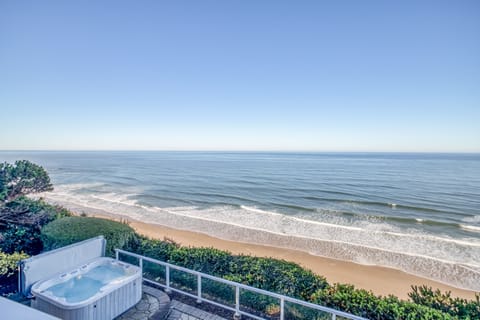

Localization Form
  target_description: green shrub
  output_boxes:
[0,251,28,278]
[311,283,454,320]
[135,238,328,299]
[227,255,327,300]
[134,237,328,318]
[0,251,29,296]
[0,224,43,255]
[137,237,179,262]
[409,285,480,319]
[41,216,138,256]
[168,246,235,275]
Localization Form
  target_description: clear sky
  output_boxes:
[1,1,479,152]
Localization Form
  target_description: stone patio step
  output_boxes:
[166,300,229,320]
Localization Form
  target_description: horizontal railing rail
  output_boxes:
[115,249,367,320]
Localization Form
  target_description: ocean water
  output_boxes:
[1,151,480,291]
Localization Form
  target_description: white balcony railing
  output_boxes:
[115,249,368,320]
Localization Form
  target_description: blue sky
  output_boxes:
[1,1,479,152]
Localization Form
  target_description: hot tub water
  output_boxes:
[47,264,128,303]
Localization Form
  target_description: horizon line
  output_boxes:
[1,149,479,155]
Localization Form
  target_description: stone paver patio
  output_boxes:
[116,285,229,320]
[116,285,170,320]
[166,300,228,320]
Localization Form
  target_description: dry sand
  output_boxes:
[86,213,477,300]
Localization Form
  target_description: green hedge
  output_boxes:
[311,283,455,320]
[137,237,328,299]
[135,237,329,318]
[41,216,138,256]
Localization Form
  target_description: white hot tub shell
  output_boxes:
[31,257,142,320]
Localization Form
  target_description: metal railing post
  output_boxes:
[139,257,143,270]
[234,285,241,319]
[197,274,202,304]
[280,297,285,320]
[332,314,336,320]
[18,265,22,294]
[115,249,119,260]
[165,265,171,293]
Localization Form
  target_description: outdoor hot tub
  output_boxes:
[31,257,142,320]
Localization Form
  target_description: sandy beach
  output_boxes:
[86,212,477,300]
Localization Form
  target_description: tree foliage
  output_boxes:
[0,197,71,254]
[1,196,71,228]
[0,160,53,202]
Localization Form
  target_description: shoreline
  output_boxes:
[81,211,477,300]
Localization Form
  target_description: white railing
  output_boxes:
[115,249,367,320]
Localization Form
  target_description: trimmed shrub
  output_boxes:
[227,255,326,300]
[41,216,138,256]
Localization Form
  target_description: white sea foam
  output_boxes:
[240,205,283,217]
[463,215,480,223]
[460,225,480,233]
[460,216,480,233]
[91,193,138,206]
[36,188,480,291]
[53,182,106,192]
